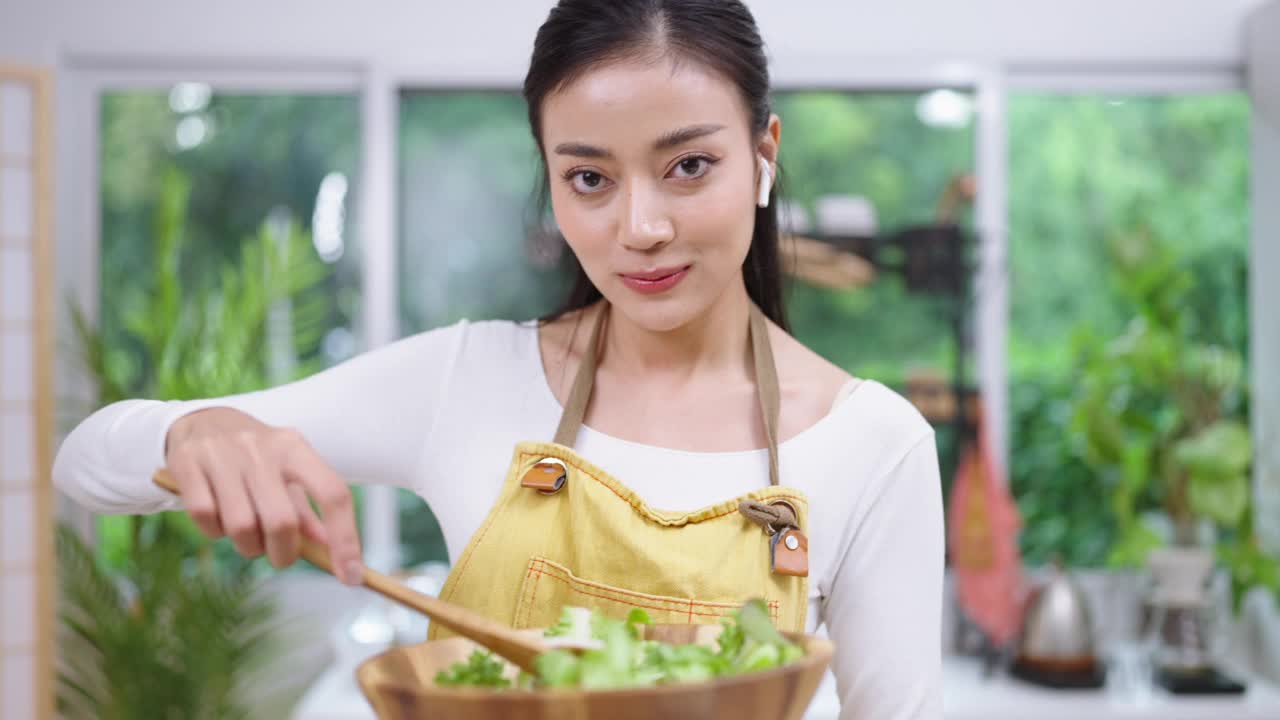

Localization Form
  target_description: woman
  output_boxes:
[54,1,943,717]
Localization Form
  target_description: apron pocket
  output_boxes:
[512,556,782,631]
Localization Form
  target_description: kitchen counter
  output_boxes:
[943,655,1280,720]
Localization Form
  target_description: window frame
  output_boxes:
[60,54,1267,572]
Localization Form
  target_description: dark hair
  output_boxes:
[525,0,788,330]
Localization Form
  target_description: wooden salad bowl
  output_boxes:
[356,624,834,720]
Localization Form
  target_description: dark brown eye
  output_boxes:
[671,155,715,179]
[568,169,610,195]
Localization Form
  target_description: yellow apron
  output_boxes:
[428,302,811,639]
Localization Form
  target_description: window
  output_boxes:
[80,73,1261,589]
[775,90,976,484]
[1007,93,1251,565]
[398,91,568,334]
[95,88,361,567]
[393,89,977,564]
[396,91,571,566]
[775,90,975,234]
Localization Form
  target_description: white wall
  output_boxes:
[0,0,1269,80]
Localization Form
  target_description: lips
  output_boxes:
[618,265,691,295]
[620,266,689,282]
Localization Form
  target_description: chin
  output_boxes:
[605,289,704,333]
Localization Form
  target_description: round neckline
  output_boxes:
[521,320,871,459]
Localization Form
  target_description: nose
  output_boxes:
[620,180,674,251]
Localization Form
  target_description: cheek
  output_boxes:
[550,188,613,269]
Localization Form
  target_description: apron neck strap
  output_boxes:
[749,301,782,487]
[552,304,609,449]
[552,302,783,486]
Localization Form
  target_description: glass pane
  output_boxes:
[399,91,569,334]
[398,91,568,566]
[1007,93,1251,566]
[776,90,975,382]
[776,90,976,484]
[395,90,977,564]
[96,89,361,569]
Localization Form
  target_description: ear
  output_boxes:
[755,113,782,167]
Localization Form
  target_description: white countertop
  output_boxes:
[943,656,1280,720]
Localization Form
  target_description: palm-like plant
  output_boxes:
[56,523,278,720]
[72,164,333,568]
[72,165,332,408]
[58,164,335,717]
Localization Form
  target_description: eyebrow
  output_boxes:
[552,123,726,159]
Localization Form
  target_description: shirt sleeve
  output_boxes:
[824,432,945,720]
[52,321,469,514]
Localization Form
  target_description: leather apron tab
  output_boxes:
[771,528,810,577]
[520,458,567,494]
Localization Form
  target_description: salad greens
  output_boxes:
[434,599,805,690]
[433,646,512,688]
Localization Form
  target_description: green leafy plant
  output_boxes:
[1010,373,1116,567]
[74,165,332,409]
[60,164,335,716]
[71,164,334,568]
[56,522,278,720]
[1070,225,1275,610]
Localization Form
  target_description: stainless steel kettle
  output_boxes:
[1016,561,1097,670]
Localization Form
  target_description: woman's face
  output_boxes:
[540,57,780,332]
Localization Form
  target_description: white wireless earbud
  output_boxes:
[756,155,773,208]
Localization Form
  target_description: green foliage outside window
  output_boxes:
[93,90,1254,573]
[1008,94,1251,566]
[91,92,361,569]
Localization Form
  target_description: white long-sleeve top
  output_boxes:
[53,318,944,719]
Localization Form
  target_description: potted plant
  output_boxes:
[1070,226,1277,672]
[58,165,334,717]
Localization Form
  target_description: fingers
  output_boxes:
[169,452,224,539]
[203,454,265,560]
[282,440,363,586]
[288,482,329,545]
[245,446,300,570]
[165,421,360,581]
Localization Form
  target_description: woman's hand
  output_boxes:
[163,407,364,584]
